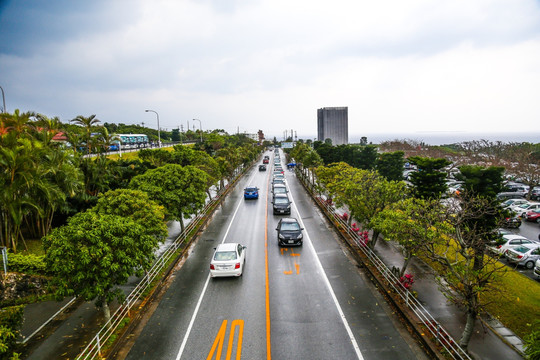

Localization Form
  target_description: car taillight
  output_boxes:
[235,262,241,269]
[497,245,502,249]
[517,255,523,259]
[210,264,215,270]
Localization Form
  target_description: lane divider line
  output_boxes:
[288,188,365,360]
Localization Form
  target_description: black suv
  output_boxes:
[276,218,304,246]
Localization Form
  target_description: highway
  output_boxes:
[121,150,427,360]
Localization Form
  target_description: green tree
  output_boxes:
[44,211,160,322]
[70,114,101,155]
[377,151,405,181]
[373,198,452,276]
[129,164,208,232]
[408,156,451,199]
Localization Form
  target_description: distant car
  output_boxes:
[505,245,540,269]
[244,186,259,199]
[259,164,267,171]
[263,158,269,164]
[273,173,285,181]
[272,193,291,215]
[490,234,538,255]
[272,184,288,196]
[497,192,526,201]
[210,243,246,277]
[276,217,304,246]
[272,178,286,187]
[525,210,540,222]
[530,188,540,201]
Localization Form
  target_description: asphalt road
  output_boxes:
[122,151,427,360]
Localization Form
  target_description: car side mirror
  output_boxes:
[243,246,247,249]
[213,247,216,250]
[275,228,279,231]
[301,228,304,230]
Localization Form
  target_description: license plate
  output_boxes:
[288,240,294,244]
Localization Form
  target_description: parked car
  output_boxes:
[244,186,259,200]
[505,245,540,269]
[490,234,538,255]
[525,210,540,222]
[276,217,304,246]
[534,259,540,279]
[530,188,540,201]
[502,215,522,229]
[501,198,529,208]
[272,193,291,215]
[508,203,540,217]
[497,192,526,201]
[210,243,246,278]
[259,164,267,171]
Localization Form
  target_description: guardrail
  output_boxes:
[296,168,472,360]
[76,164,249,360]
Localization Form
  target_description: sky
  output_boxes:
[1,0,540,144]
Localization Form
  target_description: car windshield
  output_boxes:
[214,251,237,261]
[245,188,257,192]
[281,222,300,231]
[275,197,289,204]
[274,188,287,194]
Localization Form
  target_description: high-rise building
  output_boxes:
[317,107,348,145]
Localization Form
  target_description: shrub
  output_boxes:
[2,253,47,275]
[0,305,24,359]
[524,321,540,360]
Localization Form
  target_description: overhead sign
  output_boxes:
[281,142,294,149]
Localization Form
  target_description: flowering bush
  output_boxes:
[400,273,415,290]
[340,212,349,221]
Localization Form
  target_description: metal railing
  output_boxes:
[296,168,472,360]
[76,164,249,359]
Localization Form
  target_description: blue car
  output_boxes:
[244,186,259,199]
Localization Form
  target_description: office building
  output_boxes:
[317,107,348,145]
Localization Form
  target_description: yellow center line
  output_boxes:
[264,159,272,360]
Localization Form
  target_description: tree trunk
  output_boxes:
[179,216,185,234]
[103,302,111,324]
[459,309,477,350]
[369,230,380,249]
[400,255,413,277]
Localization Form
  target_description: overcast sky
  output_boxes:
[1,0,540,143]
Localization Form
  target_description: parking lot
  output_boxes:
[502,219,540,281]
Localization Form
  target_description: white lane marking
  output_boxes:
[287,189,365,360]
[175,169,257,360]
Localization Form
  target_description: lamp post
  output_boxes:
[0,86,6,113]
[145,110,160,147]
[193,118,202,143]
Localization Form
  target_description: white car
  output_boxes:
[492,234,539,255]
[534,259,540,279]
[501,198,529,208]
[210,243,246,278]
[509,203,540,217]
[505,245,540,269]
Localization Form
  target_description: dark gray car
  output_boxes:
[272,193,291,215]
[276,217,303,246]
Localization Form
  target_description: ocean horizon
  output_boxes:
[292,132,540,146]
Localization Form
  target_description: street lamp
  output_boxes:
[193,118,202,143]
[0,86,6,113]
[145,110,160,147]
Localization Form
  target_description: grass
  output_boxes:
[17,239,45,256]
[482,267,540,338]
[106,145,178,161]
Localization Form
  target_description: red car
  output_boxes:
[263,158,269,164]
[525,210,540,222]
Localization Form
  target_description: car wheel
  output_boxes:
[525,261,535,270]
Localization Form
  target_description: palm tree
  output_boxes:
[71,114,101,155]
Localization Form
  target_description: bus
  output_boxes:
[116,134,150,149]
